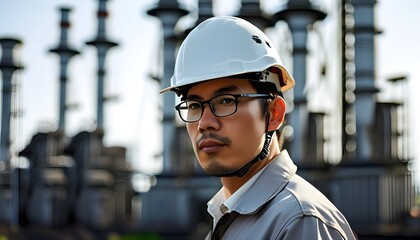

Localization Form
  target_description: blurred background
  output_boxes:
[0,0,419,239]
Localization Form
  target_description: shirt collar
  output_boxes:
[207,150,297,219]
[232,150,297,214]
[223,164,266,213]
[207,161,267,228]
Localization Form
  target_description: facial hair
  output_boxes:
[195,132,238,175]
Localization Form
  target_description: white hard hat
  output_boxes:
[160,16,295,94]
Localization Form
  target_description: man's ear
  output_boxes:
[268,97,286,132]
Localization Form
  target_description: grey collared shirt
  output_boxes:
[207,162,266,230]
[205,150,356,240]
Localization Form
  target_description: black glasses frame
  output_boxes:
[175,93,272,123]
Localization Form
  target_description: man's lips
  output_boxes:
[198,139,226,153]
[196,132,231,154]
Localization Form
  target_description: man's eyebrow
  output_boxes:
[186,85,240,100]
[214,86,240,95]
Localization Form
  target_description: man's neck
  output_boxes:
[221,147,280,198]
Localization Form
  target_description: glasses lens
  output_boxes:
[210,95,237,117]
[178,100,202,122]
[176,95,239,122]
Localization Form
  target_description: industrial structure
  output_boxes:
[1,1,135,239]
[0,0,419,239]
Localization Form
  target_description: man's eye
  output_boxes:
[219,97,235,105]
[188,102,201,110]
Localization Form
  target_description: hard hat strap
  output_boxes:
[212,106,273,178]
[212,131,274,177]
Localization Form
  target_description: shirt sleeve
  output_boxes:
[278,216,353,240]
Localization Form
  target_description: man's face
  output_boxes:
[185,78,267,176]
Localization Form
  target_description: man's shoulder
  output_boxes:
[273,173,350,228]
[285,174,337,213]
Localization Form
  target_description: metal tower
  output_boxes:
[0,38,23,166]
[351,0,380,162]
[236,0,271,30]
[147,0,189,174]
[49,7,80,131]
[274,0,327,165]
[0,38,23,225]
[197,0,214,25]
[86,0,118,130]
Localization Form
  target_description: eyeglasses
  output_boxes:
[175,93,271,123]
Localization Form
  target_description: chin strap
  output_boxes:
[212,97,275,178]
[212,130,274,177]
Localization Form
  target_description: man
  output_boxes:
[160,16,356,240]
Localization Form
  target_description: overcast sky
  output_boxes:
[0,0,419,176]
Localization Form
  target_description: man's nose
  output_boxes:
[198,105,220,132]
